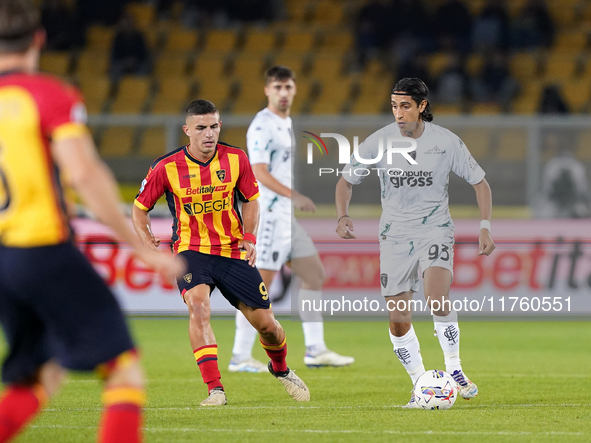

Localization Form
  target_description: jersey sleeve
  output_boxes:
[341,132,380,185]
[236,149,260,202]
[450,135,486,185]
[246,118,272,165]
[39,79,89,141]
[134,162,169,211]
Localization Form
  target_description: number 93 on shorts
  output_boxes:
[378,232,455,296]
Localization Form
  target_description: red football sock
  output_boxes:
[194,345,223,392]
[261,337,288,373]
[0,384,47,443]
[99,386,145,443]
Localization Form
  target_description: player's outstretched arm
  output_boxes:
[239,199,260,267]
[52,134,184,281]
[472,178,495,256]
[335,177,356,239]
[252,163,315,212]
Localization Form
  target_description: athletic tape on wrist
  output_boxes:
[480,220,491,233]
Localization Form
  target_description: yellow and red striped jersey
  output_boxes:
[0,72,88,247]
[134,143,260,259]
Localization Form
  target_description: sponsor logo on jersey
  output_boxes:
[182,174,196,179]
[183,196,231,216]
[185,185,227,195]
[425,145,446,155]
[389,171,434,188]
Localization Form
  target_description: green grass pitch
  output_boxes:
[2,318,591,443]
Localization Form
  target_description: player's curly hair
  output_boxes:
[185,99,218,116]
[265,66,296,85]
[392,78,433,122]
[0,0,40,53]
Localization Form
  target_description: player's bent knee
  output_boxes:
[313,268,327,288]
[38,360,67,398]
[389,321,412,337]
[185,294,211,319]
[388,309,412,324]
[426,296,451,316]
[252,314,279,337]
[111,360,145,388]
[301,266,326,290]
[97,349,144,388]
[255,320,278,336]
[311,264,327,287]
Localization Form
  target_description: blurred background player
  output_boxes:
[229,66,354,373]
[132,99,309,405]
[335,78,495,408]
[0,1,183,442]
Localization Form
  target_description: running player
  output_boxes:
[132,99,309,405]
[335,78,495,407]
[228,66,354,373]
[0,1,183,442]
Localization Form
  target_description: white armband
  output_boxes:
[480,220,491,233]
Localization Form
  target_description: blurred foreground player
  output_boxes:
[335,78,495,407]
[0,1,184,442]
[229,66,354,372]
[132,99,309,405]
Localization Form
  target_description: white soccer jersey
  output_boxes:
[342,121,485,238]
[247,108,292,215]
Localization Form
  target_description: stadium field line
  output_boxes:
[62,373,591,384]
[303,373,591,380]
[28,425,586,436]
[41,403,591,412]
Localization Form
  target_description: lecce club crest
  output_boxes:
[183,273,192,283]
[216,169,226,182]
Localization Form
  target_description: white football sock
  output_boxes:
[231,310,258,362]
[298,289,327,355]
[389,325,425,385]
[302,321,327,355]
[433,310,462,373]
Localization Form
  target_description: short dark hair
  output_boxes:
[392,78,433,122]
[185,99,218,116]
[0,0,40,53]
[265,66,295,85]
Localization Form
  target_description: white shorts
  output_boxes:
[257,215,317,271]
[379,228,455,296]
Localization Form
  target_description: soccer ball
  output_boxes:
[413,370,458,410]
